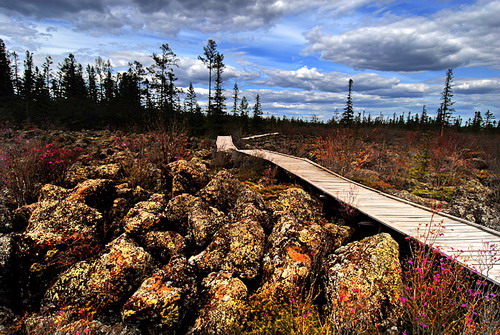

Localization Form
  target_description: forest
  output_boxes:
[0,39,498,135]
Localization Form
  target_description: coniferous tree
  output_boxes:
[86,65,98,104]
[212,53,226,118]
[22,51,34,100]
[484,110,495,129]
[198,39,218,115]
[59,53,87,99]
[232,83,239,116]
[42,56,53,97]
[184,82,198,114]
[148,43,179,122]
[239,96,249,117]
[0,39,14,98]
[9,51,21,95]
[438,68,455,136]
[252,94,263,130]
[341,79,354,127]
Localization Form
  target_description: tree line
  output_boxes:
[0,39,264,134]
[0,38,497,134]
[337,69,498,132]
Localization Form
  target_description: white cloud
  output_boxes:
[304,0,500,71]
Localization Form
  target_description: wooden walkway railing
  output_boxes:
[217,135,500,285]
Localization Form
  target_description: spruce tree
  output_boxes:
[198,40,218,115]
[184,82,197,114]
[438,69,455,136]
[0,39,14,98]
[148,43,179,122]
[212,53,226,118]
[232,83,239,116]
[341,79,354,127]
[59,53,87,99]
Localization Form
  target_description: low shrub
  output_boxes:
[0,136,83,206]
[400,217,500,334]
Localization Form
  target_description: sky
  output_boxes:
[0,0,499,122]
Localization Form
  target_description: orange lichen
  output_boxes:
[286,246,311,265]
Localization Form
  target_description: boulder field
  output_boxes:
[0,147,404,334]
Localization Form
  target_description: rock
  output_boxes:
[95,163,122,180]
[122,257,197,333]
[164,194,198,234]
[268,187,321,223]
[140,231,185,263]
[38,184,70,202]
[468,157,488,170]
[12,204,36,232]
[257,188,352,300]
[230,187,270,229]
[66,179,115,210]
[122,198,166,236]
[106,197,131,239]
[190,219,265,280]
[168,159,209,196]
[42,234,156,316]
[64,162,92,185]
[24,314,141,335]
[0,205,13,233]
[193,149,212,160]
[19,200,104,273]
[198,170,244,211]
[189,272,248,335]
[0,306,17,335]
[0,234,14,307]
[187,198,226,247]
[323,233,403,331]
[115,184,151,204]
[448,179,499,229]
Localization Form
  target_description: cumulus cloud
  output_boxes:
[304,0,500,71]
[256,66,429,97]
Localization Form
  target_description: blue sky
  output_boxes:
[0,0,499,122]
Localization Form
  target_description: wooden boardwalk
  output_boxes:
[216,135,500,285]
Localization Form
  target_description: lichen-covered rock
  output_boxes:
[257,188,352,300]
[95,163,122,180]
[42,234,156,315]
[268,187,320,223]
[122,257,197,333]
[230,187,270,229]
[19,200,104,273]
[122,198,166,236]
[38,184,70,202]
[0,306,17,335]
[66,179,115,210]
[65,163,122,186]
[323,233,403,331]
[187,198,226,247]
[198,170,244,211]
[168,158,209,196]
[189,272,248,335]
[190,219,265,280]
[24,314,141,335]
[140,231,185,263]
[164,194,198,234]
[0,234,14,307]
[12,203,37,232]
[0,204,13,233]
[115,184,151,204]
[448,179,499,229]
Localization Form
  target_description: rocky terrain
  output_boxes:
[0,130,406,334]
